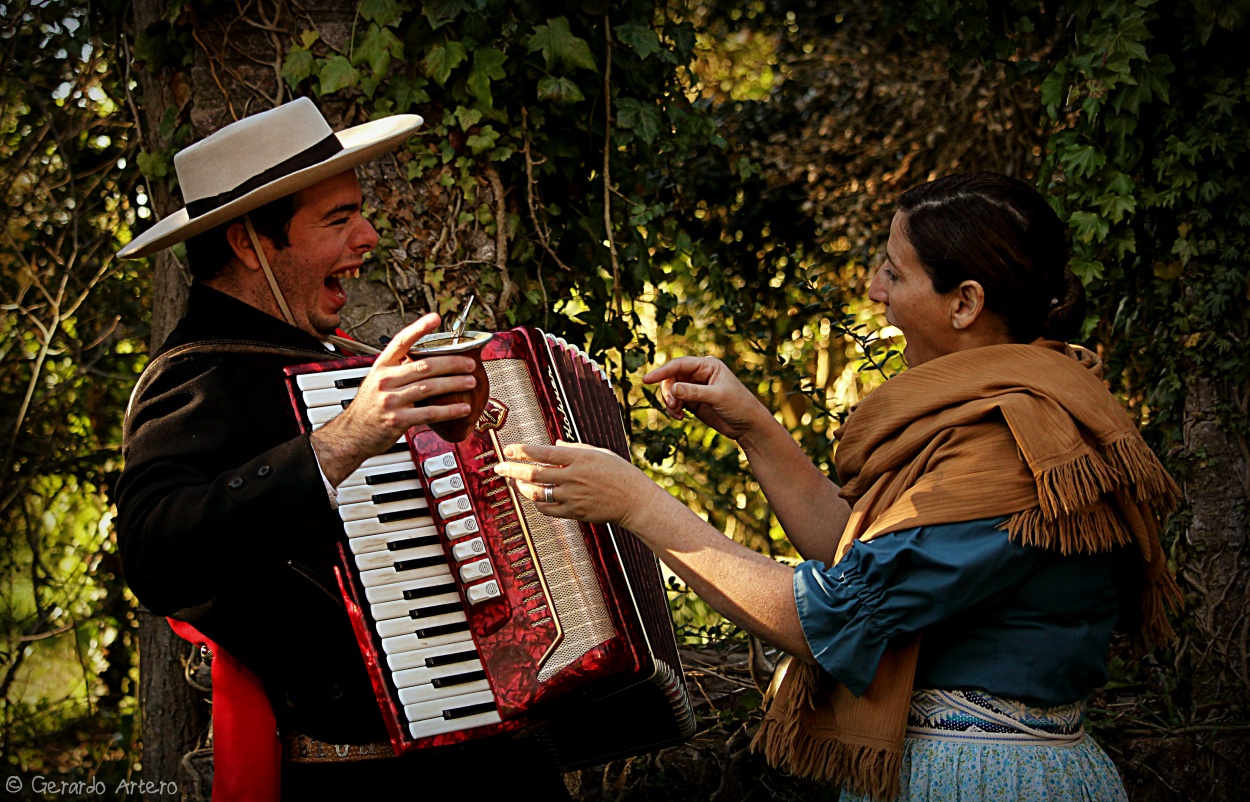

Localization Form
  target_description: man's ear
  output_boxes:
[949,280,986,330]
[224,220,264,273]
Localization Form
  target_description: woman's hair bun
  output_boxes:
[1041,267,1087,342]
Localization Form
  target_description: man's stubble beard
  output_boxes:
[268,250,341,340]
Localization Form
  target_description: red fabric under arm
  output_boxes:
[168,619,280,802]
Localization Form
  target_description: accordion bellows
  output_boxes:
[284,327,695,767]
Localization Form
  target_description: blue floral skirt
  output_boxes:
[840,689,1128,802]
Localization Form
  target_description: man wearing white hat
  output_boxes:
[116,99,570,798]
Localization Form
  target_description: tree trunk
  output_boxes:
[1112,374,1250,800]
[130,1,205,799]
[136,611,208,801]
[1181,377,1250,704]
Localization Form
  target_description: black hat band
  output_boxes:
[184,133,343,219]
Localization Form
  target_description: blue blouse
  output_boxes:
[793,517,1123,708]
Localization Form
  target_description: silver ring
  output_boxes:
[543,485,554,504]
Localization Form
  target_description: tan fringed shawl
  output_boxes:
[752,341,1182,801]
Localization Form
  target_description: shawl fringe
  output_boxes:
[1005,505,1133,555]
[752,711,902,802]
[1105,436,1180,514]
[1033,447,1117,518]
[748,655,819,769]
[1139,568,1184,649]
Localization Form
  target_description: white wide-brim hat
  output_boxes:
[117,97,423,259]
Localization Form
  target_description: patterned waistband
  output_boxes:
[282,732,396,763]
[907,689,1085,747]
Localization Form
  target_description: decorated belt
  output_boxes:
[282,732,396,763]
[906,688,1086,747]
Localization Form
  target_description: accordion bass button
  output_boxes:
[429,473,465,498]
[450,537,487,562]
[465,580,501,605]
[422,453,458,478]
[436,495,473,518]
[459,558,493,583]
[445,516,479,540]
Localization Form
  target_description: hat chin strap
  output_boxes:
[244,216,297,328]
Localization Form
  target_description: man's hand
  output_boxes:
[310,313,478,486]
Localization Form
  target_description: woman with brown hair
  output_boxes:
[495,172,1179,801]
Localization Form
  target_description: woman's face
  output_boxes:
[867,211,960,367]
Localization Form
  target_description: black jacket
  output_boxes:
[117,284,386,742]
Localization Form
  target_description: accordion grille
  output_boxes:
[485,358,617,681]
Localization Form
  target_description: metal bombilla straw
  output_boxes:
[449,295,475,345]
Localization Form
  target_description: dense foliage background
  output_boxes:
[1,0,1246,798]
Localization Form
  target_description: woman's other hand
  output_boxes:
[492,441,660,531]
[643,356,771,444]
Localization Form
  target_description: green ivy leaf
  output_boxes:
[157,107,179,141]
[468,47,507,109]
[369,98,395,120]
[1060,143,1106,178]
[299,30,320,49]
[282,48,315,90]
[423,41,468,86]
[387,74,430,112]
[354,24,404,77]
[615,21,660,60]
[135,150,170,179]
[359,0,408,28]
[1069,256,1105,282]
[615,97,662,144]
[454,106,483,129]
[1069,210,1111,244]
[528,17,597,72]
[537,76,585,104]
[317,56,359,95]
[1040,69,1068,110]
[406,155,433,181]
[465,124,500,155]
[423,0,466,31]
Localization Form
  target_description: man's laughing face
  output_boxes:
[263,170,378,339]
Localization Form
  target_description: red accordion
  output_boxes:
[284,327,694,767]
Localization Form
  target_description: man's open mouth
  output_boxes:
[323,266,361,306]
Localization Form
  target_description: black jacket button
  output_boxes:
[228,476,244,489]
[257,465,271,477]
